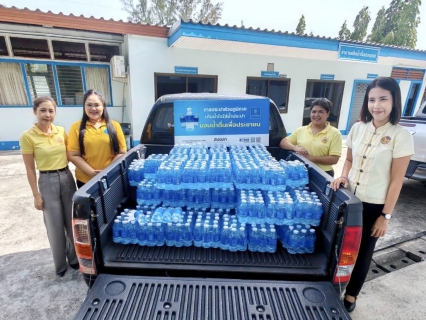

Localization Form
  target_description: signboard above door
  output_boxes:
[338,44,380,63]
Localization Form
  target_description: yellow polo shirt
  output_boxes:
[286,122,342,171]
[346,121,414,204]
[20,124,68,171]
[67,120,127,183]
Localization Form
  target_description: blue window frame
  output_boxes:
[0,58,113,107]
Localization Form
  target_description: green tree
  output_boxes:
[368,0,421,48]
[296,15,306,35]
[121,0,223,25]
[368,6,386,42]
[338,20,351,40]
[350,6,371,41]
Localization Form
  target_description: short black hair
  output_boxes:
[310,98,332,113]
[360,77,402,125]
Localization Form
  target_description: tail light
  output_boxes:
[72,219,96,275]
[333,226,362,284]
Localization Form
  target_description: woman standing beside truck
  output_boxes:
[20,96,78,277]
[279,98,342,177]
[331,77,414,312]
[67,89,127,188]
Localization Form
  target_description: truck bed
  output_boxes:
[74,274,351,320]
[74,145,360,283]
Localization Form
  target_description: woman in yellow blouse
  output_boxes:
[67,89,127,187]
[20,96,78,277]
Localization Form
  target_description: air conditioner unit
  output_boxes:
[110,55,126,78]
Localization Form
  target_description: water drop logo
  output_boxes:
[104,129,109,134]
[250,107,261,119]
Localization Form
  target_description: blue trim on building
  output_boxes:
[169,22,426,62]
[52,65,62,105]
[20,63,33,106]
[81,67,87,92]
[345,79,371,135]
[107,66,114,106]
[0,58,112,108]
[403,81,423,116]
[0,141,20,151]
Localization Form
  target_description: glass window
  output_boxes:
[10,37,50,59]
[56,65,84,105]
[89,44,119,62]
[85,67,111,105]
[246,77,290,113]
[187,77,215,93]
[52,40,87,61]
[156,75,186,100]
[25,63,57,102]
[154,105,174,130]
[0,62,28,105]
[0,37,8,56]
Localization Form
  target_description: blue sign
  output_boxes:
[261,71,279,78]
[338,44,380,63]
[175,66,198,74]
[174,99,270,145]
[320,74,335,80]
[367,73,379,79]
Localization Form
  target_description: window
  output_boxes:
[0,62,28,105]
[304,80,345,127]
[246,77,290,113]
[89,44,119,62]
[52,41,87,61]
[0,37,8,56]
[10,37,50,59]
[155,74,217,100]
[56,65,84,105]
[25,63,57,102]
[85,67,111,105]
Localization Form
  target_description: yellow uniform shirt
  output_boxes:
[346,121,414,204]
[67,119,127,183]
[286,122,342,172]
[20,124,68,171]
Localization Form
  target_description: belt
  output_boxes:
[39,166,69,174]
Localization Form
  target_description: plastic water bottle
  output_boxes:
[298,229,307,253]
[306,229,316,253]
[266,226,277,253]
[183,222,193,247]
[174,223,183,247]
[129,220,138,244]
[288,230,299,254]
[193,223,203,247]
[137,222,147,246]
[112,219,122,243]
[154,222,164,246]
[121,220,130,244]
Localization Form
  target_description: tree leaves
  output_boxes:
[121,0,223,25]
[296,15,306,35]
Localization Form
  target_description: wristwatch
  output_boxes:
[381,212,391,220]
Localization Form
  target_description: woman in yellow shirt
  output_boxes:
[67,89,127,187]
[20,96,78,277]
[279,98,342,177]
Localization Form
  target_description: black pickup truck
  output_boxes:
[72,93,362,319]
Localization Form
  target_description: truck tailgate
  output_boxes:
[74,274,350,320]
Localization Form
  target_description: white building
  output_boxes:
[1,7,426,150]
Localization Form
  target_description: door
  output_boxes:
[403,81,422,117]
[346,81,370,134]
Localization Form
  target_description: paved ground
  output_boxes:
[0,149,425,320]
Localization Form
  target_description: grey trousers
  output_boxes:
[38,168,78,274]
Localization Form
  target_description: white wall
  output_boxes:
[127,35,394,137]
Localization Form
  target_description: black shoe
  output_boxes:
[57,268,67,277]
[69,263,79,270]
[343,298,356,312]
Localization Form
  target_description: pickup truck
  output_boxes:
[72,93,362,319]
[400,100,426,183]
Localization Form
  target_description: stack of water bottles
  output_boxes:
[219,213,247,252]
[279,160,309,188]
[143,154,168,179]
[247,224,277,253]
[136,179,162,206]
[128,159,145,186]
[276,224,316,254]
[288,187,324,226]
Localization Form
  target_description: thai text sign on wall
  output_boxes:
[338,44,380,63]
[175,66,198,74]
[174,99,270,145]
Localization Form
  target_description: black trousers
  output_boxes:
[76,180,85,189]
[345,202,384,297]
[325,169,334,177]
